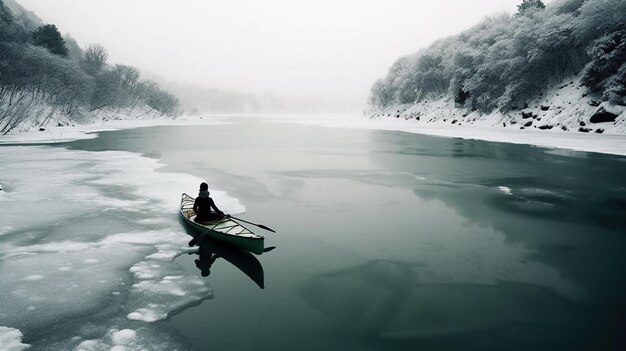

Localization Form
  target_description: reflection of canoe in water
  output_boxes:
[180,193,265,254]
[198,236,265,289]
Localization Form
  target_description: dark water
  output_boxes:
[64,118,626,350]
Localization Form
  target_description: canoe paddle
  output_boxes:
[229,216,276,233]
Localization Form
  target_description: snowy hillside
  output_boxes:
[369,0,626,135]
[0,0,179,135]
[371,75,626,135]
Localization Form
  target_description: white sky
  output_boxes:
[15,0,533,109]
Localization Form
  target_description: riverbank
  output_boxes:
[266,114,626,157]
[0,116,231,144]
[2,113,626,157]
[359,75,626,156]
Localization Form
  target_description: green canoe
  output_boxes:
[180,193,265,255]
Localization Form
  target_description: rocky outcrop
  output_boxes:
[590,107,618,124]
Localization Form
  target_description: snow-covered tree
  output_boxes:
[581,29,626,104]
[1,1,180,131]
[82,44,108,74]
[31,24,68,57]
[516,0,546,15]
[369,0,626,112]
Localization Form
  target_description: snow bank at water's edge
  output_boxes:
[266,114,626,157]
[2,111,626,156]
[361,76,626,155]
[0,115,231,144]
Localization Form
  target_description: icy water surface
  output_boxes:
[1,117,626,350]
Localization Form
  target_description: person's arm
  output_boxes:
[209,198,224,215]
[193,198,200,214]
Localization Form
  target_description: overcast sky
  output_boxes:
[16,0,536,109]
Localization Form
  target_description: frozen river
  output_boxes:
[1,117,625,350]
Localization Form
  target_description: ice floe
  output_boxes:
[125,258,212,323]
[0,145,242,348]
[0,326,30,351]
[73,325,187,351]
[498,186,512,195]
[111,329,136,345]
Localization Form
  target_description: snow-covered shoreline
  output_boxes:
[0,116,233,144]
[1,112,626,157]
[267,114,626,157]
[358,76,626,156]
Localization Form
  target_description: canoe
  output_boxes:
[180,193,265,255]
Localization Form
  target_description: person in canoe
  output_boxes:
[193,182,227,224]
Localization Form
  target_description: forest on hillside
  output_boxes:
[369,0,626,113]
[0,0,178,134]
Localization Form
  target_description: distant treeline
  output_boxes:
[166,82,359,114]
[0,0,178,134]
[370,0,626,112]
[166,83,285,114]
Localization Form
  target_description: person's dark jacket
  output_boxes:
[193,196,224,222]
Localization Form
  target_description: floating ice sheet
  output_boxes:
[0,326,30,351]
[73,325,189,351]
[0,145,243,348]
[125,257,212,323]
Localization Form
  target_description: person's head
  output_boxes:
[200,182,208,191]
